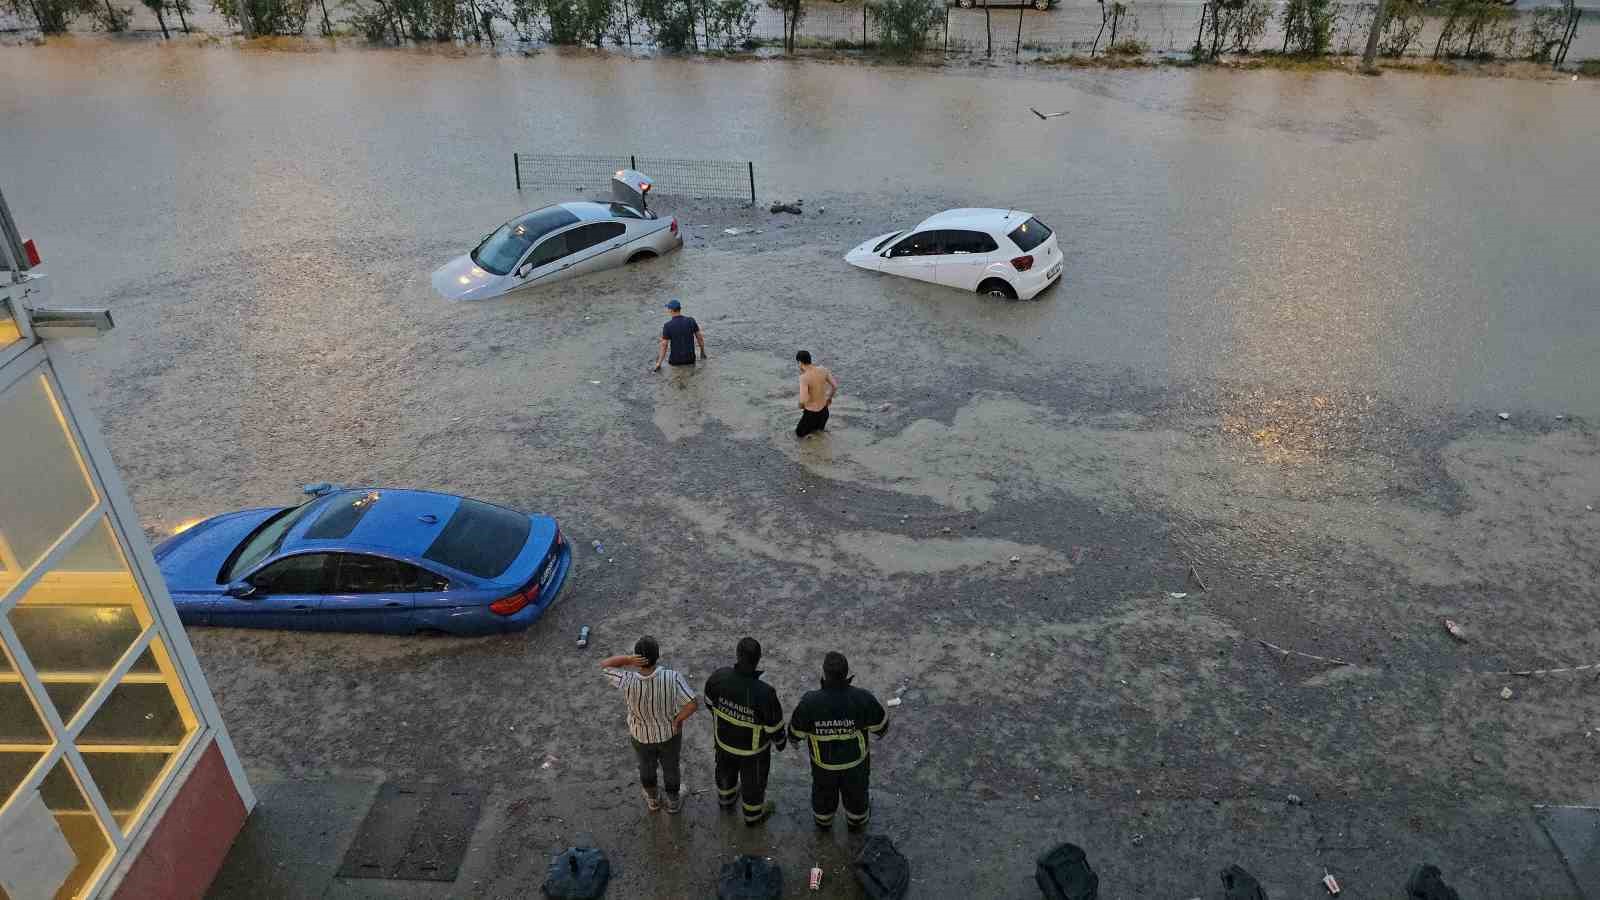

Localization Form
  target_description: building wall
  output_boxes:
[107,739,245,900]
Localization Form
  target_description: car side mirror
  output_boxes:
[517,263,532,278]
[226,581,258,599]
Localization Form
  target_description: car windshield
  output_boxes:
[470,207,581,276]
[1007,217,1053,253]
[872,231,905,253]
[223,500,323,583]
[423,499,532,579]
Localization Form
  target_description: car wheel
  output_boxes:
[1033,0,1048,9]
[627,251,658,264]
[958,0,974,8]
[978,279,1018,300]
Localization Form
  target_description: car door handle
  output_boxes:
[293,604,311,610]
[384,602,403,608]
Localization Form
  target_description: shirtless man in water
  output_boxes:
[795,350,838,438]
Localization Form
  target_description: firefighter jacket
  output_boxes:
[788,682,888,772]
[702,664,786,756]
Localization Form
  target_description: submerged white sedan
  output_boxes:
[845,208,1061,300]
[433,171,682,301]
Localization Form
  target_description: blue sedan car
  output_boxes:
[153,488,572,635]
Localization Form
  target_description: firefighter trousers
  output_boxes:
[714,746,773,825]
[810,757,870,830]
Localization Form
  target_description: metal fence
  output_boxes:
[512,153,757,205]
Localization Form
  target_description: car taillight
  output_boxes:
[553,526,564,547]
[669,217,678,235]
[1011,255,1034,272]
[23,239,41,267]
[490,581,539,616]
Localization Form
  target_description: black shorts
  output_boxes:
[668,359,696,367]
[796,407,830,437]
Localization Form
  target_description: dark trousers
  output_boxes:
[810,758,871,830]
[632,733,682,797]
[714,747,772,825]
[796,406,830,437]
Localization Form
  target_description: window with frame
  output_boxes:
[888,231,944,258]
[249,553,335,595]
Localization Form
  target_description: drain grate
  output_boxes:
[336,782,484,882]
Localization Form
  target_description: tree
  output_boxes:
[765,0,801,51]
[172,0,191,30]
[4,0,95,31]
[141,0,170,35]
[1280,0,1336,54]
[870,0,939,52]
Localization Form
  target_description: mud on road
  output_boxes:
[58,192,1592,897]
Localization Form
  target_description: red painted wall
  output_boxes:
[111,739,246,900]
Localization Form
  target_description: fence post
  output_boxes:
[631,154,637,170]
[748,162,756,207]
[944,4,949,54]
[514,153,521,190]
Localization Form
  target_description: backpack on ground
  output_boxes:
[541,846,610,899]
[1407,863,1462,900]
[853,834,911,900]
[717,855,782,900]
[1220,864,1268,900]
[1036,842,1099,900]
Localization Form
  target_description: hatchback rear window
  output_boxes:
[422,500,532,579]
[1008,217,1053,253]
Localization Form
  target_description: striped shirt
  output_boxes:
[604,666,695,745]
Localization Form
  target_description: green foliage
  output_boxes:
[764,0,802,51]
[869,0,940,53]
[1432,0,1513,59]
[1380,0,1425,57]
[214,0,310,33]
[1279,0,1337,55]
[1202,0,1270,57]
[1108,37,1144,54]
[702,0,754,50]
[635,0,692,48]
[4,0,95,32]
[88,0,133,29]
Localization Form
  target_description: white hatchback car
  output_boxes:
[845,208,1062,300]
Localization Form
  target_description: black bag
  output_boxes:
[541,847,610,899]
[717,855,782,900]
[853,835,911,900]
[1407,864,1462,900]
[1036,842,1098,900]
[1220,864,1268,900]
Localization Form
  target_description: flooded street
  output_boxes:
[4,42,1599,898]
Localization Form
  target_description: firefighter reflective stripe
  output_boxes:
[717,785,739,807]
[800,730,868,771]
[713,706,767,755]
[845,805,871,827]
[814,811,835,826]
[866,715,889,736]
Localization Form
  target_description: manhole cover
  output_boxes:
[337,782,484,882]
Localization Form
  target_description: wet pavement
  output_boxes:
[3,42,1599,898]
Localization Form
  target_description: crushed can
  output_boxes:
[577,626,590,648]
[808,866,822,891]
[1323,871,1341,895]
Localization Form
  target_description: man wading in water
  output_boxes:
[795,350,838,438]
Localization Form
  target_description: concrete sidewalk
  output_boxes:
[207,779,1594,899]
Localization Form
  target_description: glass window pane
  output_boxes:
[75,640,195,834]
[37,756,113,900]
[9,518,149,727]
[0,642,51,812]
[0,373,98,583]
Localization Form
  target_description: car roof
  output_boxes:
[914,208,1034,232]
[282,489,463,558]
[560,201,635,222]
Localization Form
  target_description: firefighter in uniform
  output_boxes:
[788,651,889,832]
[701,637,787,826]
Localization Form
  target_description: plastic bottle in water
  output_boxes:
[592,540,604,555]
[577,626,590,648]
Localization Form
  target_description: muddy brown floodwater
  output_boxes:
[3,42,1599,898]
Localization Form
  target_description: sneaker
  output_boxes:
[642,788,661,812]
[665,792,683,815]
[743,800,777,827]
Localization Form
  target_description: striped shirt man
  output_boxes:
[600,636,699,814]
[605,665,696,744]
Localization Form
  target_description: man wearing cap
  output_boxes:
[652,299,706,372]
[789,652,889,832]
[702,637,787,826]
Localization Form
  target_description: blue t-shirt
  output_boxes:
[662,315,699,365]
